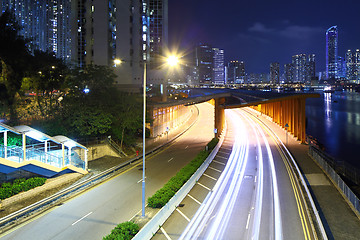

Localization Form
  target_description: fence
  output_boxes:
[309,146,360,215]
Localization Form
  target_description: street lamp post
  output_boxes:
[115,55,179,218]
[142,61,146,217]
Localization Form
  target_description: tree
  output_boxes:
[111,93,142,147]
[60,64,117,138]
[0,9,32,122]
[23,50,68,117]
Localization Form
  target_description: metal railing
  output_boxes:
[0,145,86,170]
[309,146,360,215]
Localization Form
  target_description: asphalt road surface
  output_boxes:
[153,108,315,240]
[0,102,214,240]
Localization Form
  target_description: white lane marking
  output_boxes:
[168,157,174,162]
[208,166,222,173]
[216,155,228,160]
[176,208,190,222]
[213,160,226,165]
[161,227,172,240]
[185,145,189,149]
[255,175,257,183]
[221,147,232,151]
[246,213,251,229]
[137,177,146,183]
[72,212,93,226]
[188,194,202,205]
[256,155,258,160]
[203,173,217,181]
[197,182,211,191]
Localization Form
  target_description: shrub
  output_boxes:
[103,221,139,240]
[147,138,218,208]
[0,177,47,200]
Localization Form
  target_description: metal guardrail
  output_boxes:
[309,146,360,216]
[0,105,200,230]
[133,123,226,240]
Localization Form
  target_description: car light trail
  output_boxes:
[239,109,283,240]
[180,108,284,240]
[179,110,249,240]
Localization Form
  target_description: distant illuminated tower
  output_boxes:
[326,26,338,79]
[284,63,294,83]
[227,61,245,84]
[292,54,306,82]
[212,48,225,85]
[270,62,280,84]
[305,54,316,82]
[195,43,214,84]
[148,0,168,69]
[346,49,360,81]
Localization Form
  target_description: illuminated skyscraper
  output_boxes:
[148,0,168,69]
[284,63,294,83]
[346,49,360,81]
[292,54,306,82]
[1,0,71,62]
[195,43,213,84]
[270,62,280,84]
[1,0,168,86]
[305,54,316,82]
[227,61,245,84]
[326,26,338,79]
[212,48,225,85]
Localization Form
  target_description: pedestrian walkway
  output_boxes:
[246,107,360,240]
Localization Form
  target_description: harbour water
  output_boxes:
[306,91,360,168]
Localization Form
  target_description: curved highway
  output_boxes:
[0,103,214,240]
[178,108,315,240]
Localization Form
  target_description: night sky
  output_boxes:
[169,0,360,74]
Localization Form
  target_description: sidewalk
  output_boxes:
[246,108,360,240]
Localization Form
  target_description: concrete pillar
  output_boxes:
[85,149,88,170]
[214,97,225,139]
[294,99,299,138]
[68,147,72,165]
[62,144,65,167]
[4,131,7,159]
[45,140,48,163]
[300,98,306,143]
[22,133,26,162]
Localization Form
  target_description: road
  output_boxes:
[154,108,315,240]
[0,102,214,240]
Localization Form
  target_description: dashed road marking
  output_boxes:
[209,166,222,173]
[176,208,190,222]
[216,155,228,160]
[188,194,202,205]
[185,145,189,149]
[168,157,174,162]
[160,227,172,240]
[72,212,93,226]
[197,182,211,191]
[246,213,251,229]
[204,173,217,181]
[213,160,226,165]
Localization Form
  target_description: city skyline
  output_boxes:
[169,0,360,74]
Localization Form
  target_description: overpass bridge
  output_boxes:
[149,88,319,143]
[0,123,88,177]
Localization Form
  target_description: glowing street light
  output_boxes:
[167,55,179,67]
[113,58,122,66]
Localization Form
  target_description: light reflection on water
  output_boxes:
[306,91,360,168]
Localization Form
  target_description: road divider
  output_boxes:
[131,126,226,240]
